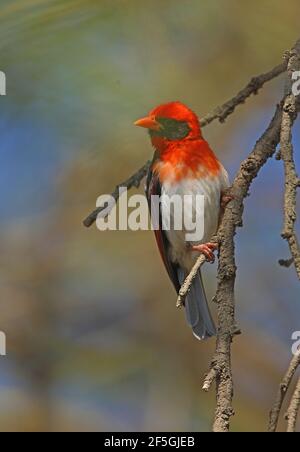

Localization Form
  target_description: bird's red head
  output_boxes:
[134,101,202,151]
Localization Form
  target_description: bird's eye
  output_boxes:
[153,116,164,129]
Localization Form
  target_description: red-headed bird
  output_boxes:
[134,102,230,340]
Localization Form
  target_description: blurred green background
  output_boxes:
[0,0,299,432]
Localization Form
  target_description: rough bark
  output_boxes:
[269,350,300,432]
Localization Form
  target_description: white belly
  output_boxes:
[161,169,228,271]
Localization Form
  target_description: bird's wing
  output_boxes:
[146,166,181,293]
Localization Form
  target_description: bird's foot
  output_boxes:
[191,242,218,263]
[221,191,234,210]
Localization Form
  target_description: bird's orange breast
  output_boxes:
[153,139,221,183]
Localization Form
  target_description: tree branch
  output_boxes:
[83,161,151,227]
[280,42,300,279]
[207,101,285,432]
[268,350,300,432]
[201,38,300,433]
[176,254,207,308]
[83,62,286,228]
[285,377,300,432]
[278,257,294,268]
[200,62,287,127]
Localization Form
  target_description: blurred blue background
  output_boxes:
[0,0,299,432]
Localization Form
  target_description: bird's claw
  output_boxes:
[191,242,218,263]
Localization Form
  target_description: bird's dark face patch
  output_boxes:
[149,117,191,140]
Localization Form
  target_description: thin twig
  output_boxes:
[83,161,151,227]
[203,367,218,392]
[285,377,300,432]
[200,62,287,127]
[176,254,207,308]
[83,62,286,228]
[268,350,300,432]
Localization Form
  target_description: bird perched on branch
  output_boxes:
[134,101,230,340]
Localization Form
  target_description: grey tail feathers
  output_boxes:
[177,267,216,340]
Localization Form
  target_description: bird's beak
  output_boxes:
[134,116,161,131]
